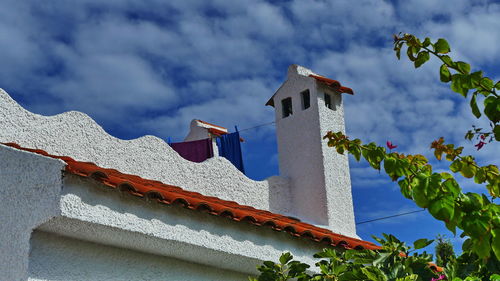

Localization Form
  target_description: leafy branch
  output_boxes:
[252,33,499,281]
[324,131,499,262]
[393,33,500,142]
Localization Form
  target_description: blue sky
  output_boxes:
[1,0,499,255]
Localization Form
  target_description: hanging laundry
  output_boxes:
[216,131,245,174]
[169,138,214,163]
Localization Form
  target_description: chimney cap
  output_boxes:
[265,65,354,107]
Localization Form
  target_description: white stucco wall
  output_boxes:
[29,231,249,281]
[0,144,66,281]
[1,145,326,280]
[0,89,291,215]
[271,65,357,238]
[274,73,328,225]
[36,174,324,275]
[317,86,357,238]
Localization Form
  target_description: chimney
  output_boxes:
[184,119,228,157]
[266,64,357,237]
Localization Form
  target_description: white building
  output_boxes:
[0,65,378,281]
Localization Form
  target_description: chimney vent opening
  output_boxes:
[281,97,293,118]
[324,93,333,110]
[301,90,310,110]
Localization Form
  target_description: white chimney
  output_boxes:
[267,64,357,237]
[183,119,228,157]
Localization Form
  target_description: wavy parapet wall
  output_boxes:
[0,89,290,213]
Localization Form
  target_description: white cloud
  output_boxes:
[0,0,498,156]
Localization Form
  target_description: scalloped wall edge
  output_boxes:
[0,88,292,215]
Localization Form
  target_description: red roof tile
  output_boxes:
[2,142,380,251]
[197,120,228,131]
[308,75,354,95]
[208,127,228,137]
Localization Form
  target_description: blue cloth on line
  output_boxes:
[216,132,245,174]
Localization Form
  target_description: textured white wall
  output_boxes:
[38,175,325,275]
[29,231,249,281]
[0,145,322,280]
[184,119,211,141]
[317,87,357,237]
[271,65,357,237]
[0,144,65,281]
[0,89,291,215]
[274,71,328,225]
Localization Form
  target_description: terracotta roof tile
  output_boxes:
[308,74,354,95]
[2,142,380,251]
[208,127,228,137]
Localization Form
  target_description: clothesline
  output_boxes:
[356,209,426,225]
[237,121,276,133]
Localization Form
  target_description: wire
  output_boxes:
[356,209,426,225]
[238,121,276,132]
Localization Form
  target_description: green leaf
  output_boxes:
[462,238,473,252]
[428,195,455,221]
[473,233,491,258]
[263,261,276,268]
[361,267,388,281]
[434,38,451,54]
[492,228,500,261]
[480,77,494,90]
[462,214,489,237]
[350,145,362,161]
[367,148,385,170]
[413,238,434,249]
[441,55,453,66]
[414,51,430,68]
[470,93,481,118]
[422,37,431,47]
[460,163,477,178]
[440,64,451,82]
[456,61,471,74]
[469,71,483,87]
[407,47,417,61]
[494,125,500,141]
[474,168,486,183]
[464,130,474,141]
[442,178,460,197]
[484,96,500,123]
[398,178,412,199]
[451,74,469,97]
[450,160,462,173]
[279,252,293,265]
[445,219,457,235]
[412,177,429,208]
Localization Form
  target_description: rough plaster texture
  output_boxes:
[271,65,357,237]
[0,144,65,281]
[0,144,322,280]
[29,231,249,281]
[38,175,325,275]
[0,89,290,215]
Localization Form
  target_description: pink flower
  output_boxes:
[431,275,446,281]
[480,134,486,140]
[386,141,397,150]
[475,141,486,150]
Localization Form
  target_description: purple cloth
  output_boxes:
[169,138,214,163]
